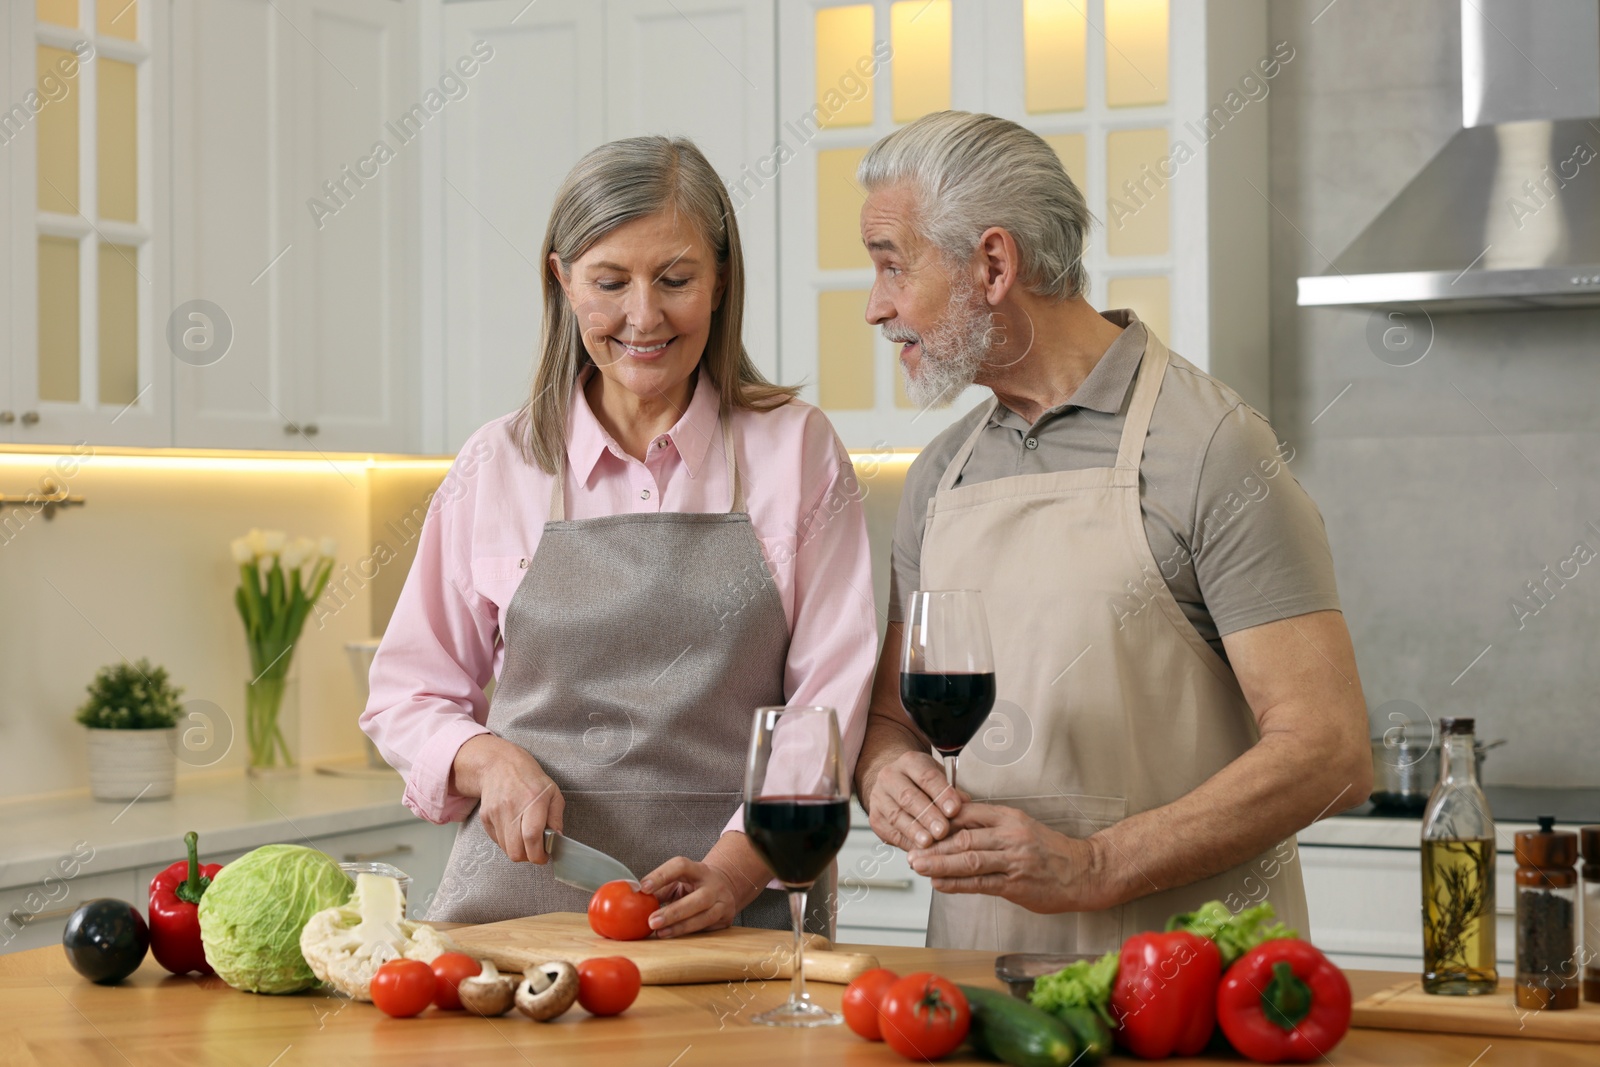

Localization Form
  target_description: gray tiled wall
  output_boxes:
[1267,0,1600,786]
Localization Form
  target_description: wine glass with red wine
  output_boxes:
[743,705,851,1027]
[901,589,997,790]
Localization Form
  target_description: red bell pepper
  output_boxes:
[1111,930,1223,1058]
[148,830,222,975]
[1216,939,1352,1063]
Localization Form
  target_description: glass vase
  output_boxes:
[245,665,300,775]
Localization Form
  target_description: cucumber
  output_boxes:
[1049,1004,1112,1063]
[959,985,1079,1067]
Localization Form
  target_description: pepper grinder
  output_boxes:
[1582,825,1600,1003]
[1514,816,1579,1010]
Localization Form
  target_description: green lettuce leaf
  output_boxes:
[1165,899,1296,968]
[1027,950,1120,1030]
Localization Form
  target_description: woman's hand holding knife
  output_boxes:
[451,734,567,864]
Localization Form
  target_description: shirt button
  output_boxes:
[640,489,651,500]
[655,438,668,450]
[1024,437,1039,450]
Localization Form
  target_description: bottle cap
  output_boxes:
[1515,815,1577,867]
[1581,825,1600,864]
[1439,717,1476,736]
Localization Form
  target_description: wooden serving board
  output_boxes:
[446,912,880,986]
[1353,978,1600,1043]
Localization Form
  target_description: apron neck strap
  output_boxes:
[932,332,1170,493]
[548,409,743,521]
[936,397,999,494]
[1114,338,1168,471]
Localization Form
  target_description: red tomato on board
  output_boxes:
[842,968,900,1040]
[878,972,970,1061]
[577,956,643,1016]
[370,959,437,1018]
[429,952,482,1011]
[588,880,657,941]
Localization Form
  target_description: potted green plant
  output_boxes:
[76,658,184,801]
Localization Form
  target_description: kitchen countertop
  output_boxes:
[0,765,407,889]
[1297,786,1600,850]
[0,944,1587,1065]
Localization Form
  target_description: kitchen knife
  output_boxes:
[543,828,640,893]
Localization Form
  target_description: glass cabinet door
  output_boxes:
[12,0,169,446]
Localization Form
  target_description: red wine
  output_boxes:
[744,796,849,888]
[900,672,997,755]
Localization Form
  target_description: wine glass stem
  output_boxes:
[942,753,958,791]
[787,888,808,1008]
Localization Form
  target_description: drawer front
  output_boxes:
[1,866,142,956]
[834,829,931,933]
[1301,845,1514,966]
[838,925,927,948]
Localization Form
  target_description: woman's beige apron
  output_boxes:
[920,337,1309,954]
[429,415,815,930]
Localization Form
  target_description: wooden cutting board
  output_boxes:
[1353,978,1600,1043]
[446,912,880,986]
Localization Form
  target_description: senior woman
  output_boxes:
[363,137,877,935]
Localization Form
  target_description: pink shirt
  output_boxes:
[362,370,878,837]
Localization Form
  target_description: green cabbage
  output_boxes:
[198,844,353,994]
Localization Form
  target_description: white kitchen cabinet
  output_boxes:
[1299,842,1517,974]
[779,0,1275,448]
[431,0,779,453]
[2,817,454,956]
[170,0,420,453]
[3,0,174,448]
[835,804,932,947]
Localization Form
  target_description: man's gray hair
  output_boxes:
[857,110,1092,300]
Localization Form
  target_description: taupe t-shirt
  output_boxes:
[889,310,1341,659]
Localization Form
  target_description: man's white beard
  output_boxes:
[890,275,994,409]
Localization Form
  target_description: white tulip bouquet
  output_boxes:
[230,528,338,769]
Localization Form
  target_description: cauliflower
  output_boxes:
[299,873,460,1000]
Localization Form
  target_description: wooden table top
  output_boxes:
[2,941,1593,1066]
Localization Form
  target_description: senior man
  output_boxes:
[852,111,1371,953]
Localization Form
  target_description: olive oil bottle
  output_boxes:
[1421,717,1498,994]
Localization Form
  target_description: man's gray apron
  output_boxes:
[429,414,819,931]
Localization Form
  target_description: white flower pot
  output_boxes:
[85,727,177,802]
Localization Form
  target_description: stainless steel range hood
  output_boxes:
[1298,0,1600,311]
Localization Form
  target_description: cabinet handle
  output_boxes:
[283,422,299,435]
[302,423,319,437]
[343,844,414,863]
[11,904,78,924]
[839,876,916,891]
[0,411,13,424]
[20,411,39,426]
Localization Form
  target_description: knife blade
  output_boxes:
[542,828,640,893]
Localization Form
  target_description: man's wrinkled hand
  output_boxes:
[907,802,1111,914]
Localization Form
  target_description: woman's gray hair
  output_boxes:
[857,110,1092,299]
[516,135,797,473]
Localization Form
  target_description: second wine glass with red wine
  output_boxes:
[743,705,851,1027]
[900,589,997,790]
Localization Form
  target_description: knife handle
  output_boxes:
[542,827,555,857]
[789,950,881,985]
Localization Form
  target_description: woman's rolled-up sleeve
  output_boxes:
[361,459,500,825]
[723,414,879,835]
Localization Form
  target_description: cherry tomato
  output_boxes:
[370,959,437,1018]
[576,956,643,1016]
[429,952,483,1011]
[878,972,970,1061]
[587,880,657,941]
[842,967,900,1041]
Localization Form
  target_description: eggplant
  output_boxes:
[62,899,149,984]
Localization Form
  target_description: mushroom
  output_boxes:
[514,961,580,1021]
[457,959,517,1017]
